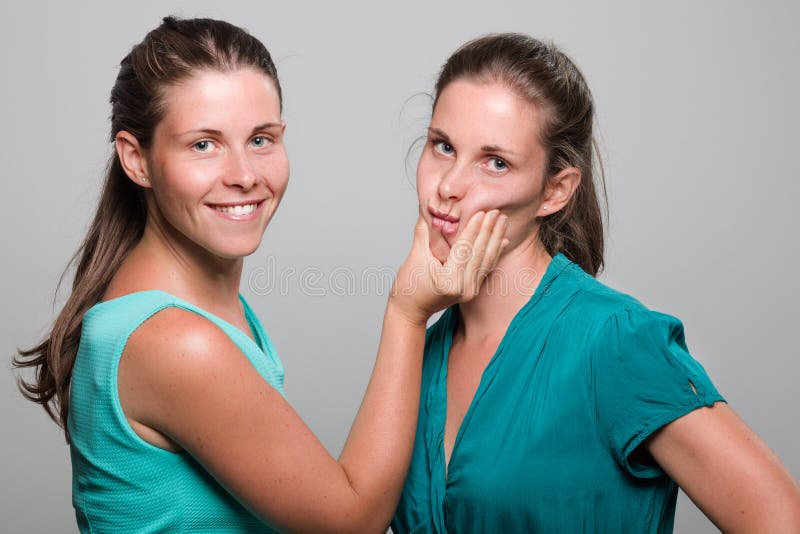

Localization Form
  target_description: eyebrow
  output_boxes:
[428,127,519,157]
[428,127,451,143]
[174,122,282,138]
[480,144,519,157]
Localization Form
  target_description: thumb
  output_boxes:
[412,212,430,247]
[410,210,437,271]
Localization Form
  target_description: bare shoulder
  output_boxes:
[121,304,261,393]
[126,305,233,363]
[118,305,269,441]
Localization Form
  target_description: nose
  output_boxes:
[437,161,471,201]
[223,148,257,190]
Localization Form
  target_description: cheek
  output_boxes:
[153,160,211,205]
[262,151,290,196]
[415,152,441,203]
[470,181,540,216]
[449,185,532,242]
[456,187,502,224]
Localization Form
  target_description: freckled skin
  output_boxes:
[144,68,289,262]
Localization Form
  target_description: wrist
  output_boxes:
[386,295,430,329]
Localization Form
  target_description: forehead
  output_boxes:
[158,68,281,132]
[432,79,542,150]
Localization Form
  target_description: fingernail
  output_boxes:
[501,238,510,247]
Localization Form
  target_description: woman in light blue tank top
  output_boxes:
[14,17,509,533]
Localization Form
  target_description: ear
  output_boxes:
[537,167,581,217]
[115,131,151,188]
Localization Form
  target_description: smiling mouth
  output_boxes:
[207,200,266,220]
[211,202,259,215]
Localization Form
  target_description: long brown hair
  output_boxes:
[433,33,607,276]
[14,16,282,442]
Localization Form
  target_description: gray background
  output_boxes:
[2,1,798,532]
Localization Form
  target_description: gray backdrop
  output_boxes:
[2,1,797,532]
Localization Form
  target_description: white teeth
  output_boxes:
[213,203,257,215]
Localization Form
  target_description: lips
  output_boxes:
[207,200,266,221]
[211,203,258,215]
[429,207,460,237]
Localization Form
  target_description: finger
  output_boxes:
[461,210,502,290]
[407,210,442,286]
[411,211,430,249]
[445,210,489,272]
[471,223,508,296]
[434,210,485,296]
[476,214,508,284]
[409,208,437,263]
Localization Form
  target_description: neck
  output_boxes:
[126,216,245,311]
[456,236,553,344]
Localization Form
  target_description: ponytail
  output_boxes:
[14,156,145,442]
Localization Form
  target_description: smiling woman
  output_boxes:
[13,16,509,533]
[115,67,289,261]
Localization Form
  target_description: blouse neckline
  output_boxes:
[438,252,572,479]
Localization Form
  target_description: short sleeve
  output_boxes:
[590,306,725,478]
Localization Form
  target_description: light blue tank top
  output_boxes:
[68,290,283,533]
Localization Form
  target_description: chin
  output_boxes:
[211,240,262,260]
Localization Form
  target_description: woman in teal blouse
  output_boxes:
[393,34,800,533]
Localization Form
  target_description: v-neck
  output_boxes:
[439,253,571,481]
[239,294,266,353]
[395,251,725,533]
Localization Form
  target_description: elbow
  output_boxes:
[281,495,389,534]
[273,482,395,533]
[308,518,387,534]
[281,516,389,534]
[324,508,392,534]
[327,496,394,534]
[328,482,396,534]
[272,498,392,534]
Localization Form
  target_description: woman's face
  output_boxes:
[416,79,550,263]
[143,67,288,261]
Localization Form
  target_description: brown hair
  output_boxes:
[433,33,606,276]
[14,16,282,442]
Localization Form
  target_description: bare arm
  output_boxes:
[337,209,508,516]
[119,211,507,533]
[647,402,800,533]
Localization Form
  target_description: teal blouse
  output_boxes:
[69,290,283,533]
[393,253,724,533]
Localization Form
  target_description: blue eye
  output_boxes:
[251,135,269,148]
[488,157,507,172]
[193,140,215,152]
[434,141,454,156]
